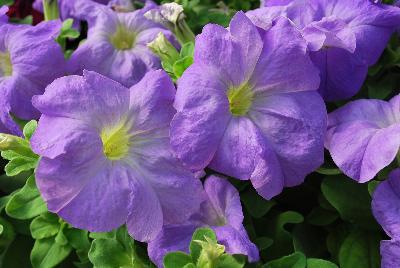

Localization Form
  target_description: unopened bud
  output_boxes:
[148,32,180,65]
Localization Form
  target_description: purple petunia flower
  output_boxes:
[248,0,400,101]
[381,240,400,268]
[0,20,65,135]
[0,6,8,25]
[30,70,203,242]
[170,12,326,200]
[148,175,259,267]
[69,3,175,87]
[372,169,400,240]
[372,169,400,268]
[325,94,400,182]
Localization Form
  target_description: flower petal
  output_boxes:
[32,71,130,128]
[148,224,197,268]
[372,169,400,239]
[250,17,320,95]
[213,225,259,262]
[171,65,231,171]
[126,173,163,242]
[203,175,243,229]
[381,240,400,268]
[249,91,326,187]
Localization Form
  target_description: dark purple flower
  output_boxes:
[30,70,203,242]
[170,12,326,200]
[248,0,400,101]
[325,95,400,182]
[69,4,176,87]
[0,20,65,135]
[148,175,259,267]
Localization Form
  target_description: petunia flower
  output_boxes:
[247,0,400,101]
[170,12,326,200]
[372,169,400,268]
[0,20,65,135]
[148,175,259,267]
[0,6,8,25]
[381,240,400,268]
[30,70,203,242]
[325,94,400,182]
[69,3,176,87]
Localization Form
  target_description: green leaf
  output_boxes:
[326,224,350,263]
[0,217,15,254]
[262,211,304,260]
[306,259,338,268]
[180,42,194,58]
[321,176,379,230]
[23,120,37,140]
[292,224,327,258]
[163,252,193,268]
[31,237,72,268]
[368,181,380,196]
[189,227,217,263]
[4,156,37,176]
[367,74,399,99]
[315,167,342,176]
[64,228,90,251]
[216,254,245,268]
[264,252,306,268]
[0,0,14,6]
[30,213,60,240]
[173,56,193,78]
[88,239,133,268]
[1,234,33,268]
[242,188,276,218]
[306,207,338,226]
[339,230,381,268]
[255,237,273,251]
[6,175,47,220]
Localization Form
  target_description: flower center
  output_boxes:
[100,123,131,160]
[109,25,136,50]
[227,83,254,116]
[0,52,12,77]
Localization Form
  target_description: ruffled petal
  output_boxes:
[126,173,163,242]
[381,240,400,268]
[148,224,198,268]
[249,91,326,187]
[171,64,231,170]
[203,176,243,229]
[250,17,320,95]
[372,169,400,239]
[128,70,176,131]
[32,71,130,128]
[213,225,259,262]
[194,12,263,86]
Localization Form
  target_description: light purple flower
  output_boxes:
[148,175,259,267]
[30,70,203,242]
[372,169,400,239]
[325,95,400,182]
[372,169,400,268]
[381,240,400,268]
[0,6,8,25]
[247,0,400,101]
[170,12,326,200]
[0,21,65,135]
[69,4,175,87]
